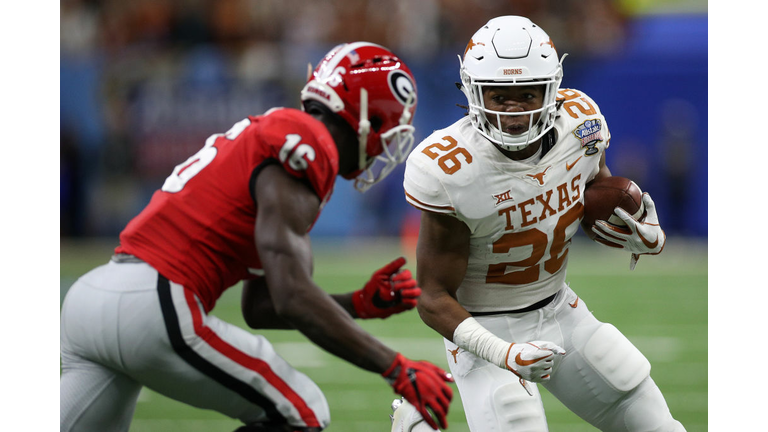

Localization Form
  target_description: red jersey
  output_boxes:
[116,108,338,312]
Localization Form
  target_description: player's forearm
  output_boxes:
[281,288,396,373]
[417,289,472,342]
[244,309,295,329]
[420,293,524,370]
[242,279,298,329]
[329,292,357,317]
[243,297,355,329]
[242,278,359,327]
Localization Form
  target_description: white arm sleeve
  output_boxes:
[452,317,510,369]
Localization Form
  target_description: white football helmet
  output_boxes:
[460,16,564,151]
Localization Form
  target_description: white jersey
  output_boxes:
[404,88,610,312]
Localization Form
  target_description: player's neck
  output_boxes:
[308,107,358,176]
[495,140,542,162]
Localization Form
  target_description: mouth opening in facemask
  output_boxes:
[471,80,556,152]
[484,102,548,150]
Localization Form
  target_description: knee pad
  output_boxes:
[573,322,651,403]
[491,382,547,431]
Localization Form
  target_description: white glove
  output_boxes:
[592,193,666,270]
[504,341,565,395]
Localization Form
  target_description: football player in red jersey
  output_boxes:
[60,42,453,432]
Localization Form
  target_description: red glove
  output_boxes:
[383,353,453,430]
[352,257,422,319]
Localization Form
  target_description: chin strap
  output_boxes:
[353,89,416,193]
[399,91,415,125]
[357,88,370,171]
[487,113,540,152]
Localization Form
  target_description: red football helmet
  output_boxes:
[301,42,417,192]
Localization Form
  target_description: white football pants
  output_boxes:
[60,260,331,431]
[444,285,685,431]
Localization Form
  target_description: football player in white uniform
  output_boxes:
[395,16,684,431]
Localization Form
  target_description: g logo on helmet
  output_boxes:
[388,70,416,106]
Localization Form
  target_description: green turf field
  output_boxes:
[60,236,707,431]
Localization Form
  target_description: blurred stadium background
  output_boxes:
[60,0,708,430]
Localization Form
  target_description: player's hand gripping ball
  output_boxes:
[580,176,644,247]
[581,177,666,270]
[352,257,422,319]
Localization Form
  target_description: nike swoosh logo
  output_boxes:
[566,156,582,171]
[569,297,579,308]
[637,230,658,249]
[515,352,551,366]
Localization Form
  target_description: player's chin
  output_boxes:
[504,124,529,135]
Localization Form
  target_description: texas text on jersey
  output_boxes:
[116,108,338,312]
[404,88,609,312]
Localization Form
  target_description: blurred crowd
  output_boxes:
[61,0,629,59]
[60,0,706,237]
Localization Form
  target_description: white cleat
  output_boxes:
[389,398,438,432]
[390,398,403,423]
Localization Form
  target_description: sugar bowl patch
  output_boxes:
[573,119,603,155]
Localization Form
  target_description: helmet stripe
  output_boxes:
[316,41,386,78]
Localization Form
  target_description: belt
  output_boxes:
[469,293,557,317]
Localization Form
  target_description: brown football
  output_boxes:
[580,176,644,240]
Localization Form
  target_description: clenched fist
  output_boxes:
[505,341,565,395]
[352,257,422,319]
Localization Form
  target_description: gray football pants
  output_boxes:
[60,260,330,431]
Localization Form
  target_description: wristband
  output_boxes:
[452,317,509,368]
